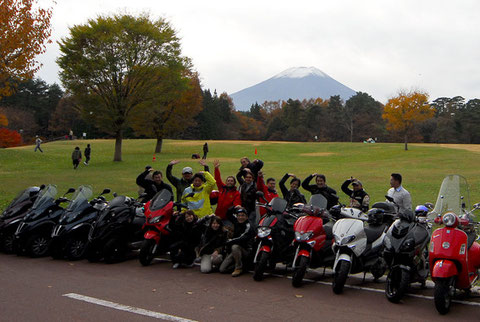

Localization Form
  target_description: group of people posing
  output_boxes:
[135,157,412,277]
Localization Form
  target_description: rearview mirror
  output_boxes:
[67,188,76,194]
[101,188,111,195]
[40,184,46,190]
[424,202,434,210]
[256,191,265,198]
[385,195,394,202]
[113,192,118,197]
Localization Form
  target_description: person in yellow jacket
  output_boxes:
[181,171,216,218]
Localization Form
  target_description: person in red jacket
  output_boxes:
[213,160,241,221]
[257,171,279,218]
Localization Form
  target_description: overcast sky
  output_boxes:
[36,0,479,104]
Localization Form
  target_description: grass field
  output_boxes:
[1,139,480,212]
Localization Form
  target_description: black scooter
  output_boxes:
[0,185,43,253]
[253,193,297,281]
[50,186,110,260]
[13,185,75,257]
[86,194,145,263]
[383,205,432,302]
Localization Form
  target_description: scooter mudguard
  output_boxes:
[333,253,351,271]
[431,260,458,280]
[298,249,310,258]
[260,245,271,253]
[144,230,161,243]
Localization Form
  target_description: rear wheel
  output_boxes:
[139,239,156,266]
[66,238,88,261]
[292,256,309,288]
[27,234,50,257]
[434,278,454,315]
[332,260,350,294]
[385,267,410,303]
[103,238,127,264]
[253,251,269,281]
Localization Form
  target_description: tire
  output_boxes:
[292,256,309,288]
[434,278,453,315]
[26,234,50,257]
[332,260,350,294]
[2,232,15,254]
[103,238,127,264]
[66,238,88,261]
[253,251,269,281]
[385,267,410,303]
[139,239,156,266]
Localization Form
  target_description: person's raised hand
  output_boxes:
[213,159,220,168]
[199,159,207,167]
[169,160,180,166]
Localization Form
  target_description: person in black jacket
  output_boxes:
[136,167,173,202]
[236,157,264,182]
[237,170,257,223]
[279,173,307,207]
[219,207,255,277]
[84,144,91,165]
[341,178,370,212]
[199,216,227,273]
[302,173,339,209]
[169,210,203,268]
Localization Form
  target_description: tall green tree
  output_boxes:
[57,14,187,161]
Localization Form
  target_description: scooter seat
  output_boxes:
[364,224,386,244]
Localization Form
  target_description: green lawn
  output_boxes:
[1,139,479,212]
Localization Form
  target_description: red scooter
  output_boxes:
[139,189,177,266]
[428,175,480,314]
[291,194,335,287]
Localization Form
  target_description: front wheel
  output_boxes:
[139,239,156,266]
[292,256,309,288]
[253,251,269,281]
[332,260,350,294]
[66,238,88,261]
[27,234,50,257]
[103,238,127,264]
[434,278,454,315]
[385,267,410,303]
[2,232,16,254]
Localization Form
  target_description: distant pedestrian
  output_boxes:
[72,147,82,169]
[69,129,73,140]
[84,144,91,165]
[34,136,43,153]
[202,142,209,159]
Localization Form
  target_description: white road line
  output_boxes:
[269,273,480,307]
[63,293,198,322]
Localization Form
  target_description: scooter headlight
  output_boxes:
[295,231,313,242]
[257,227,272,238]
[442,213,456,227]
[149,216,163,224]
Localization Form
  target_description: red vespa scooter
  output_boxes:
[139,189,176,266]
[291,194,335,287]
[428,174,480,314]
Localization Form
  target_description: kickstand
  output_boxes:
[362,272,366,283]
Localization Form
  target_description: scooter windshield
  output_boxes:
[269,197,287,213]
[430,175,470,219]
[31,185,57,210]
[150,189,172,211]
[309,194,328,209]
[67,185,93,211]
[5,188,35,210]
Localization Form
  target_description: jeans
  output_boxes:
[219,245,249,273]
[200,253,224,273]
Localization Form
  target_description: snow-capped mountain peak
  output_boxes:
[272,66,328,79]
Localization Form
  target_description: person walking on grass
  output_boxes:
[202,142,209,159]
[71,147,82,170]
[34,136,43,153]
[84,144,91,165]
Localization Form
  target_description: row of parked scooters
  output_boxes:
[1,175,479,315]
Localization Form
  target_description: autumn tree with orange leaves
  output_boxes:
[383,91,435,150]
[0,0,53,98]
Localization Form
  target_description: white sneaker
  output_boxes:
[172,263,180,269]
[83,162,87,165]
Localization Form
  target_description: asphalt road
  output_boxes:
[0,253,479,321]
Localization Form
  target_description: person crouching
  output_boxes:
[169,210,201,269]
[199,216,228,273]
[219,207,255,277]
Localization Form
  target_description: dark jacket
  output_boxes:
[166,164,209,202]
[236,159,264,182]
[71,149,82,161]
[237,178,257,214]
[136,170,173,202]
[341,179,370,212]
[301,175,339,209]
[279,173,307,207]
[169,213,203,247]
[226,211,255,250]
[84,146,91,157]
[198,226,227,256]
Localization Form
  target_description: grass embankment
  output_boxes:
[1,139,479,211]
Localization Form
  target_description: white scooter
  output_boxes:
[331,205,394,294]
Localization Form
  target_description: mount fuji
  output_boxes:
[230,67,356,111]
